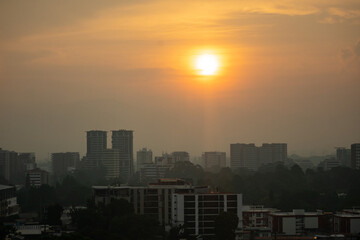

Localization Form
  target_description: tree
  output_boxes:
[214,211,239,240]
[46,203,64,225]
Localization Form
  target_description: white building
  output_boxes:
[172,193,242,238]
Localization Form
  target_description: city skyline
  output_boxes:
[1,1,359,160]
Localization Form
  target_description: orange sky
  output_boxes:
[0,0,359,160]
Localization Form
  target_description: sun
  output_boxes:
[195,54,219,76]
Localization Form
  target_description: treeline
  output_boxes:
[17,162,360,214]
[165,161,360,211]
[16,167,110,213]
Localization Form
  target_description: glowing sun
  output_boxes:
[195,54,219,76]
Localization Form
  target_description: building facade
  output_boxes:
[172,151,190,163]
[137,148,153,171]
[26,168,49,187]
[92,179,202,226]
[351,143,360,169]
[112,130,134,178]
[0,185,19,218]
[231,143,287,170]
[268,209,328,236]
[336,147,351,168]
[242,205,279,228]
[100,149,120,179]
[86,130,107,169]
[202,151,226,170]
[171,193,243,238]
[19,153,36,171]
[51,152,79,180]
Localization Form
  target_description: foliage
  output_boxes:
[165,161,204,184]
[70,199,162,240]
[214,211,239,240]
[46,203,64,225]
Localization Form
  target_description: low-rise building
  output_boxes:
[93,179,207,226]
[269,209,328,236]
[333,209,360,235]
[243,205,279,228]
[0,185,19,218]
[26,168,50,187]
[172,193,242,238]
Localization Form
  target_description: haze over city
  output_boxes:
[1,0,360,160]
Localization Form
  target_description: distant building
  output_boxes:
[112,130,134,179]
[139,163,170,181]
[137,148,153,171]
[0,148,23,184]
[351,143,360,169]
[319,158,341,171]
[51,152,79,179]
[99,149,120,179]
[172,193,242,238]
[0,185,19,218]
[242,205,279,228]
[336,148,351,168]
[259,143,287,166]
[172,151,190,163]
[155,153,174,166]
[85,130,107,169]
[230,144,258,170]
[202,151,226,170]
[26,168,49,187]
[19,153,36,171]
[268,209,328,235]
[231,143,287,170]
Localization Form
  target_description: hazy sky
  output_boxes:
[1,0,359,160]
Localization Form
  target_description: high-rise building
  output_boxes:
[0,148,20,184]
[231,143,287,170]
[112,130,134,179]
[270,143,287,162]
[336,147,351,167]
[19,153,36,171]
[51,152,79,180]
[259,143,287,165]
[172,151,190,163]
[85,130,107,169]
[202,151,226,170]
[351,143,360,169]
[230,144,258,170]
[137,148,153,171]
[101,149,120,179]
